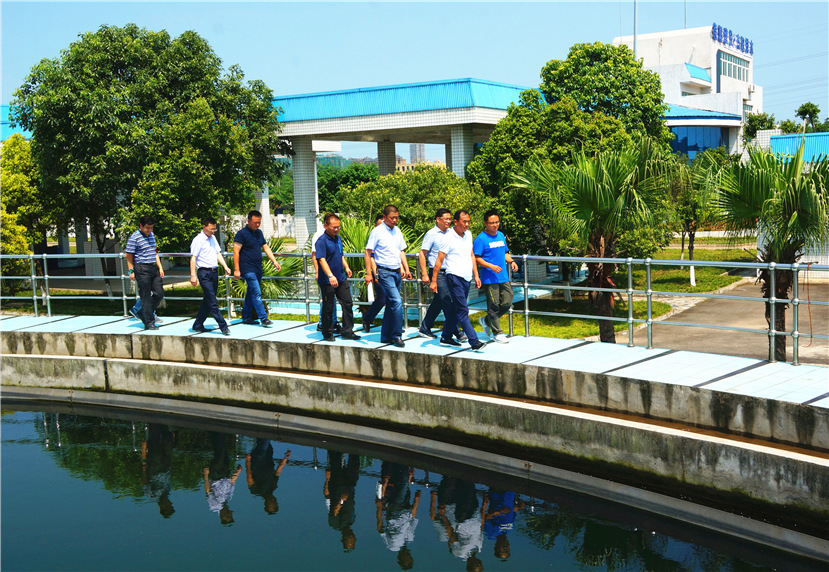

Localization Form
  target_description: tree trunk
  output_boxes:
[561,262,572,303]
[688,230,696,287]
[597,290,616,343]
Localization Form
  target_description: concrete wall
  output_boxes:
[2,329,827,452]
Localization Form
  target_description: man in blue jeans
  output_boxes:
[364,205,412,348]
[190,216,233,335]
[233,210,282,327]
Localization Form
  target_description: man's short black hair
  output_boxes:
[453,209,470,221]
[382,205,399,216]
[374,213,384,224]
[435,208,451,219]
[483,210,500,223]
[247,210,263,220]
[201,216,217,227]
[323,212,340,225]
[139,215,155,227]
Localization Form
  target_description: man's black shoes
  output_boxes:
[220,327,231,336]
[341,333,362,341]
[470,340,486,350]
[440,338,461,347]
[145,324,160,331]
[242,319,259,325]
[391,338,405,348]
[191,325,208,333]
[322,334,336,342]
[261,319,274,327]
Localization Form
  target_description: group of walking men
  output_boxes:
[315,205,516,351]
[125,205,517,351]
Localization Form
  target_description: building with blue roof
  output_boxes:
[615,22,762,159]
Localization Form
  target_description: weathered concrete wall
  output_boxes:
[2,330,827,451]
[0,354,107,390]
[3,353,827,514]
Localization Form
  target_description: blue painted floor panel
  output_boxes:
[2,313,826,409]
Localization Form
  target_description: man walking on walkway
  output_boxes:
[417,208,465,342]
[430,210,485,350]
[124,215,165,331]
[190,217,232,335]
[233,210,282,327]
[474,210,517,343]
[315,213,361,342]
[364,205,412,348]
[362,213,387,332]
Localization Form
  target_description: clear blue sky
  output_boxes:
[2,1,827,159]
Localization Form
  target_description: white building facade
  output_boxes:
[614,23,762,157]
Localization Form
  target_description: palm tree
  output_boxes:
[219,236,303,308]
[514,137,670,343]
[715,141,828,361]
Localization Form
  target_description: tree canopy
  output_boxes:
[796,102,820,132]
[317,162,379,214]
[11,23,285,253]
[0,133,50,247]
[742,112,776,143]
[539,42,671,145]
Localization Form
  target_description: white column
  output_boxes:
[255,183,274,239]
[292,137,320,249]
[450,125,474,178]
[377,140,396,176]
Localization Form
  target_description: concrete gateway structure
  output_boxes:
[272,78,526,246]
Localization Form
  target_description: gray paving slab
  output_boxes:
[524,342,670,373]
[611,351,758,387]
[133,317,194,336]
[0,315,75,332]
[15,315,126,333]
[446,335,579,363]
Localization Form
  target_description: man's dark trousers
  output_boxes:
[134,263,164,328]
[194,268,228,330]
[441,273,479,344]
[321,280,355,336]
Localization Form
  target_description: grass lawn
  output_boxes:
[620,248,757,294]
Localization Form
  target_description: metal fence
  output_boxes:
[1,252,827,366]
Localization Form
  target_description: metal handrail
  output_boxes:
[1,252,827,365]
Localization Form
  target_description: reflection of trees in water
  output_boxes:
[34,413,216,498]
[520,503,742,571]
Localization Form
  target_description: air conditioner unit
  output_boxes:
[748,84,756,93]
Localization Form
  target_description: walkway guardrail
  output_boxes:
[1,252,827,365]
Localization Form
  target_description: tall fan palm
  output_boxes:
[514,137,670,342]
[715,141,828,361]
[219,236,303,307]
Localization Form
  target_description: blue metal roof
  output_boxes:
[770,132,829,161]
[272,78,528,122]
[685,63,711,82]
[664,104,740,120]
[1,105,31,141]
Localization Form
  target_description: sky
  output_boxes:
[2,1,827,160]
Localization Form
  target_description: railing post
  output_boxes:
[508,263,514,336]
[42,253,52,317]
[29,254,38,318]
[119,254,129,317]
[645,257,653,349]
[523,255,529,337]
[626,257,634,347]
[791,263,800,366]
[224,252,233,321]
[768,262,777,363]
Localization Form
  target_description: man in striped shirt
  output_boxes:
[124,216,165,330]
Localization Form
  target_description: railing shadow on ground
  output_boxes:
[2,251,827,366]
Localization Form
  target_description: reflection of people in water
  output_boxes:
[430,476,484,569]
[324,451,360,551]
[376,461,420,569]
[482,489,524,560]
[246,438,290,514]
[203,432,242,525]
[141,424,175,518]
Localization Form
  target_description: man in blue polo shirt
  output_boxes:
[364,205,412,348]
[124,215,165,331]
[474,210,517,344]
[315,213,361,342]
[233,210,282,327]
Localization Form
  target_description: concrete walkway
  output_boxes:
[2,312,826,410]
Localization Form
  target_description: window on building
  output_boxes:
[718,51,749,82]
[669,126,728,160]
[743,104,753,122]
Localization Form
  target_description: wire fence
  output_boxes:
[1,252,827,366]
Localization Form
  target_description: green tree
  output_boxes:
[742,112,776,143]
[0,133,51,247]
[779,119,801,134]
[796,102,820,132]
[11,23,284,257]
[467,91,632,254]
[268,166,294,213]
[317,162,379,214]
[715,141,829,362]
[539,42,672,145]
[514,138,671,343]
[337,164,491,237]
[0,203,32,295]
